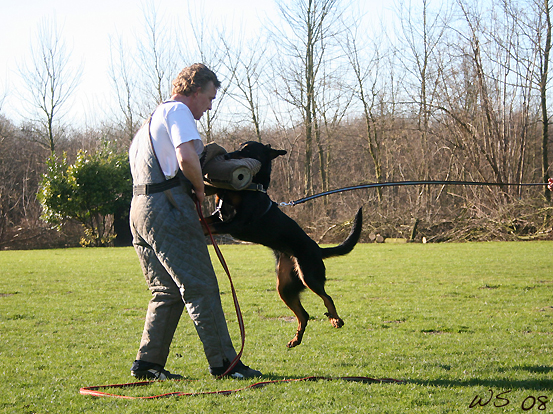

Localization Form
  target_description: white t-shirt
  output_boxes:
[149,101,204,179]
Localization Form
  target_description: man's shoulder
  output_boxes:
[162,101,193,119]
[161,100,185,110]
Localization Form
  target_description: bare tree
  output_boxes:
[182,3,237,142]
[108,36,142,141]
[18,17,81,154]
[221,36,269,142]
[271,0,345,195]
[343,18,388,200]
[538,0,552,201]
[108,3,179,139]
[435,0,535,199]
[395,0,451,203]
[136,2,179,107]
[504,0,552,200]
[0,115,47,247]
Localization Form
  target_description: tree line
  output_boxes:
[1,0,552,249]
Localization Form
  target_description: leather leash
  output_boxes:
[194,196,245,379]
[79,375,403,399]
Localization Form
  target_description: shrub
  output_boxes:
[38,144,132,246]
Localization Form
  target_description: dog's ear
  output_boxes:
[270,148,287,159]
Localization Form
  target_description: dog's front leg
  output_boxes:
[200,213,222,235]
[201,198,238,235]
[203,217,240,236]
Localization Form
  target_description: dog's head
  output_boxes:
[225,141,287,189]
[226,141,287,163]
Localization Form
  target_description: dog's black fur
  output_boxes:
[204,141,363,348]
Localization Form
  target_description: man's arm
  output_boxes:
[176,141,205,203]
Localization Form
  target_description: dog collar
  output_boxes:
[245,183,267,193]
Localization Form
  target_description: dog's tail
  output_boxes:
[321,207,363,259]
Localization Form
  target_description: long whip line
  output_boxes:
[280,179,553,206]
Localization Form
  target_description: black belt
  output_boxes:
[133,176,182,196]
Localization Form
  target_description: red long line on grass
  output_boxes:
[79,376,404,399]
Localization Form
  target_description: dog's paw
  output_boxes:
[325,313,344,328]
[286,339,301,348]
[330,318,344,328]
[287,331,304,348]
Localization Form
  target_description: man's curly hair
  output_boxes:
[172,63,221,96]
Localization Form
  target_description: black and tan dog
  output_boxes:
[204,141,362,348]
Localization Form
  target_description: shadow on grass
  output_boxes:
[247,373,404,387]
[512,365,553,374]
[404,365,553,391]
[262,366,553,391]
[260,366,553,391]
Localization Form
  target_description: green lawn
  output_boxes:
[1,241,552,413]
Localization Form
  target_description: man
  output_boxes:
[128,63,261,380]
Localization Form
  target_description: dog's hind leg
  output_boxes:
[322,299,344,329]
[317,291,344,329]
[275,253,309,348]
[296,258,345,330]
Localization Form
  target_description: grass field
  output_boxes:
[1,241,553,413]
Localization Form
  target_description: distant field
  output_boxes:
[1,242,552,413]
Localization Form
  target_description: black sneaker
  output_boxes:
[210,360,262,379]
[130,360,183,380]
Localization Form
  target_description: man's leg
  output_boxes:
[134,243,185,367]
[131,189,258,375]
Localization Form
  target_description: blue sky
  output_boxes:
[0,0,280,124]
[0,0,388,126]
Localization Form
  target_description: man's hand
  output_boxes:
[193,189,205,204]
[548,178,553,192]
